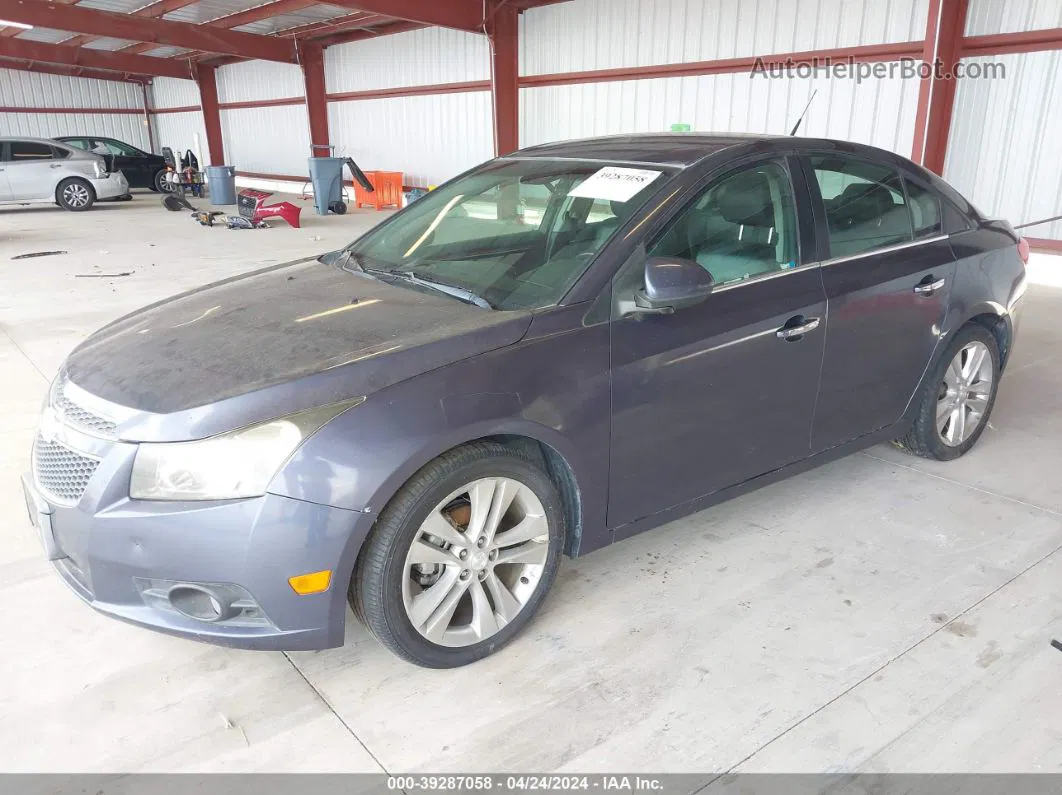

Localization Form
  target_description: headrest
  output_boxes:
[715,171,775,227]
[832,182,896,226]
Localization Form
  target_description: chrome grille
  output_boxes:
[33,435,100,504]
[53,386,117,438]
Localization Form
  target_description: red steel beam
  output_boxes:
[0,0,296,61]
[961,27,1062,56]
[0,56,150,82]
[308,19,423,48]
[489,0,518,155]
[911,0,944,166]
[282,11,389,39]
[195,62,225,165]
[921,0,968,175]
[302,41,329,149]
[60,0,201,48]
[1,36,192,77]
[319,0,483,33]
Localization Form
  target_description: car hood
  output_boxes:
[65,257,533,441]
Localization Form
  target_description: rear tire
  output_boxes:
[351,441,565,668]
[152,168,170,193]
[895,323,1000,461]
[56,178,95,211]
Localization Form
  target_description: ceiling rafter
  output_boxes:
[1,35,193,77]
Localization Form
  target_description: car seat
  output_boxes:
[694,171,780,283]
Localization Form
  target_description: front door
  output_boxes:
[608,159,827,527]
[803,154,957,451]
[96,139,147,186]
[5,140,62,200]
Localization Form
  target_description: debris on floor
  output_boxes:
[12,250,67,260]
[76,271,134,278]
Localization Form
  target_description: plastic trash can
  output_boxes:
[308,156,346,215]
[206,165,237,205]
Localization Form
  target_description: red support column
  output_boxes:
[489,2,519,156]
[911,0,969,175]
[302,42,330,151]
[195,62,226,166]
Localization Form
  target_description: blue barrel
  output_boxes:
[206,165,237,205]
[308,156,345,215]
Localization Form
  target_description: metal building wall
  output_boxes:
[965,0,1062,36]
[148,77,209,164]
[519,0,927,158]
[216,60,309,174]
[520,0,930,74]
[0,67,151,150]
[325,28,493,186]
[944,51,1062,241]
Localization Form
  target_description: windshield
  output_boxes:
[348,158,674,310]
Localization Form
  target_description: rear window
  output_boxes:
[809,154,913,258]
[903,177,942,239]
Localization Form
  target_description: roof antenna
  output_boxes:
[788,89,818,136]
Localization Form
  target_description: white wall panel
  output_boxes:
[520,0,930,75]
[965,0,1062,36]
[325,27,489,93]
[0,67,141,108]
[153,110,210,165]
[944,52,1062,240]
[220,104,310,174]
[150,77,200,109]
[0,111,150,150]
[521,66,920,157]
[217,60,305,102]
[328,92,493,187]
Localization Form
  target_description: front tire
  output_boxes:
[895,323,1000,460]
[152,168,171,193]
[56,178,95,211]
[351,441,565,668]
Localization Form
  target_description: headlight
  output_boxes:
[130,398,363,501]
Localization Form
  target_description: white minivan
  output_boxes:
[0,137,130,211]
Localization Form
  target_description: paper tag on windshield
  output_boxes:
[568,167,662,203]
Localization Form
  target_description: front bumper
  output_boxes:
[90,171,130,201]
[22,462,373,651]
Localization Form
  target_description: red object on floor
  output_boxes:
[354,171,403,210]
[237,188,302,228]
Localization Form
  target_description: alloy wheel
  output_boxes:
[63,183,91,208]
[937,340,993,446]
[402,477,551,648]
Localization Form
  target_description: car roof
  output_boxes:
[511,132,785,167]
[0,136,71,144]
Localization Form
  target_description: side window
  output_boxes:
[649,161,798,285]
[903,177,942,239]
[101,140,140,156]
[809,154,913,258]
[51,146,71,159]
[9,141,56,161]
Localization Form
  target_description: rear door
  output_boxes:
[4,140,64,200]
[803,153,957,451]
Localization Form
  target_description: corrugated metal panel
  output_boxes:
[520,65,920,156]
[163,0,269,24]
[220,104,310,173]
[150,77,200,108]
[15,27,76,43]
[0,67,142,109]
[966,0,1062,35]
[153,109,210,163]
[216,59,304,102]
[233,5,351,34]
[520,0,930,75]
[143,45,192,58]
[0,111,150,149]
[78,0,148,13]
[325,27,490,93]
[329,92,493,187]
[944,52,1062,240]
[82,37,138,50]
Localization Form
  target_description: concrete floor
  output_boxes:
[2,192,1062,775]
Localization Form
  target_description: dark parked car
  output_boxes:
[22,134,1027,667]
[55,136,168,192]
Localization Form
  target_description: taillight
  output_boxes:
[1017,237,1030,265]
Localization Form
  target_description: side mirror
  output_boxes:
[631,256,715,315]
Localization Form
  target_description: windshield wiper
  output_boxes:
[362,266,493,309]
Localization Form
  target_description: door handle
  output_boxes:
[776,317,820,340]
[49,163,62,169]
[913,277,945,296]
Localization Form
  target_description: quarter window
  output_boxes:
[9,141,55,161]
[650,161,799,285]
[810,155,913,258]
[903,177,942,239]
